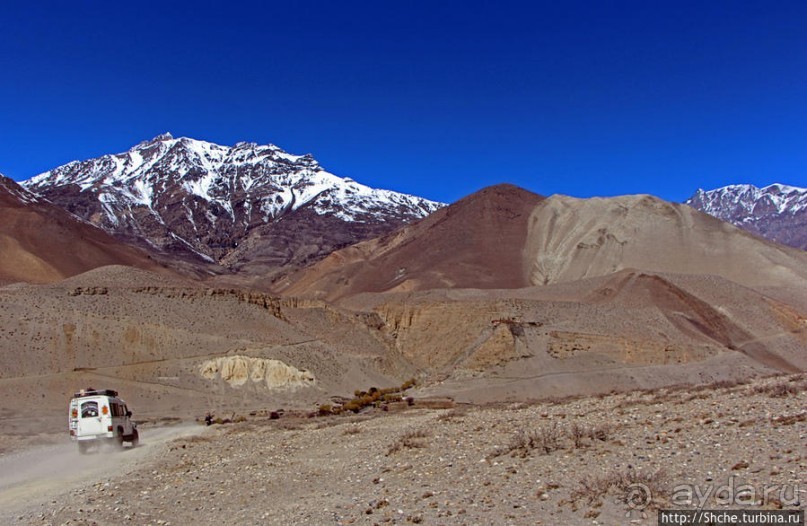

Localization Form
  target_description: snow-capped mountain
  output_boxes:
[23,134,444,275]
[686,183,807,250]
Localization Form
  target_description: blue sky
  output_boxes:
[1,1,805,203]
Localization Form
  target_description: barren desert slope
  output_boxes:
[278,185,807,306]
[0,184,805,445]
[274,184,546,299]
[0,176,169,284]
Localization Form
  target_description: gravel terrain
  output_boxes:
[4,374,805,525]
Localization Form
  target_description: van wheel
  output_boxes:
[116,428,125,449]
[78,441,90,455]
[131,428,139,447]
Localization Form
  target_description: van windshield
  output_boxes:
[81,401,99,418]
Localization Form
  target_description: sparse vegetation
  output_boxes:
[587,423,612,442]
[386,428,431,455]
[770,412,806,426]
[436,407,468,421]
[569,422,587,448]
[319,378,418,415]
[493,418,616,458]
[494,422,564,458]
[570,467,666,509]
[342,424,362,436]
[9,373,804,524]
[753,380,800,398]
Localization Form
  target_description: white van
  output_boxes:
[68,388,139,453]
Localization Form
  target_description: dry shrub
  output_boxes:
[386,428,430,455]
[571,467,666,509]
[753,381,800,398]
[567,422,613,448]
[770,383,799,397]
[651,379,746,404]
[569,423,587,449]
[536,423,564,453]
[275,419,303,431]
[436,408,468,421]
[496,422,564,458]
[342,424,362,436]
[770,413,806,426]
[710,379,743,390]
[588,423,613,442]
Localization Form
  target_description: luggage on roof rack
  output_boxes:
[72,388,119,398]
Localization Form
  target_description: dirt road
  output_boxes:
[0,424,204,521]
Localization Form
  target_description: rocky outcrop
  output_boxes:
[200,356,315,389]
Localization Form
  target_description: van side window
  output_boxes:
[81,401,99,418]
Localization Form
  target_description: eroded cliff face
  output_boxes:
[200,356,315,389]
[371,298,696,377]
[360,269,806,389]
[0,279,418,417]
[374,301,501,370]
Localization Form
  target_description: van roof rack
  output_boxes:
[72,388,118,398]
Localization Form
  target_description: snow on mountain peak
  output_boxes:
[686,182,807,250]
[20,134,445,262]
[687,183,807,218]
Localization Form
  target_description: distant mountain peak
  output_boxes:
[135,132,174,147]
[21,134,445,274]
[686,183,807,250]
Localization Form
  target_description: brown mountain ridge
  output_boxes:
[276,184,807,304]
[0,176,169,284]
[274,184,545,299]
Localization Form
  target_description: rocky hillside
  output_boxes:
[686,183,807,250]
[22,134,444,277]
